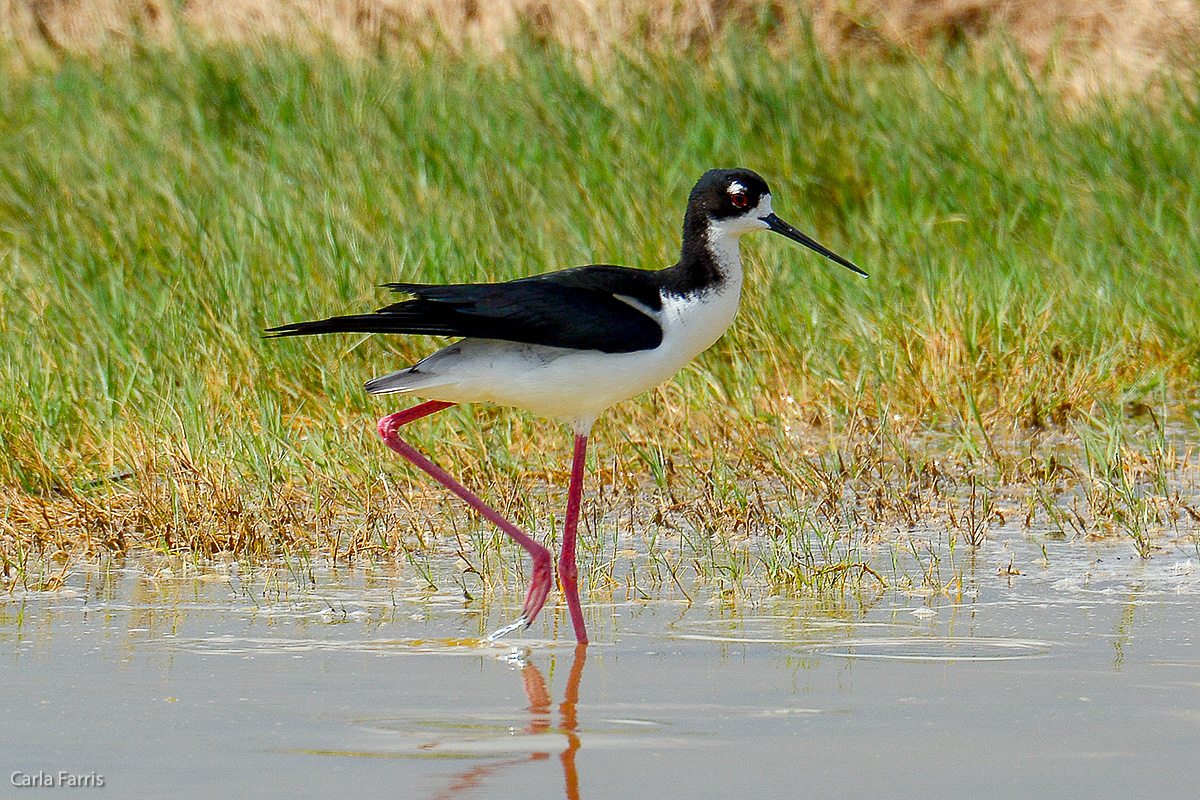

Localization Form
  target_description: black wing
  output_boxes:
[265,265,668,354]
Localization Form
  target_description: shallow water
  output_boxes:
[2,537,1199,799]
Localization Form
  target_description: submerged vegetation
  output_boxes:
[1,14,1199,599]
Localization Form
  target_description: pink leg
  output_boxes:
[558,434,589,643]
[378,401,554,627]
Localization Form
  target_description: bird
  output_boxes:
[268,167,866,644]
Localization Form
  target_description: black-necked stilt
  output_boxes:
[268,168,866,643]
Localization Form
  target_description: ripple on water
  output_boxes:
[809,636,1052,662]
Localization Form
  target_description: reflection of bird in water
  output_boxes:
[427,644,587,800]
[269,169,865,642]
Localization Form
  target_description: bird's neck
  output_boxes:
[673,215,743,296]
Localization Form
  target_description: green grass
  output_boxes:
[1,27,1199,590]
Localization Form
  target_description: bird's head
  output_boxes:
[690,168,867,278]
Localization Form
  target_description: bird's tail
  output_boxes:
[364,367,455,396]
[264,314,413,338]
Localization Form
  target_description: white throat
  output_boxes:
[704,220,745,279]
[703,193,773,284]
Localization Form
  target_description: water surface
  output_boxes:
[2,536,1198,799]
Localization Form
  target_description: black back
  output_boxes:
[267,265,666,353]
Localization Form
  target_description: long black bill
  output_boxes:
[762,213,867,278]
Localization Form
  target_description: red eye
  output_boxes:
[731,192,748,209]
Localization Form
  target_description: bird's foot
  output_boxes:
[520,545,554,625]
[481,544,552,643]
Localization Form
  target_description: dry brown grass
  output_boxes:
[811,0,1199,95]
[3,0,1197,94]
